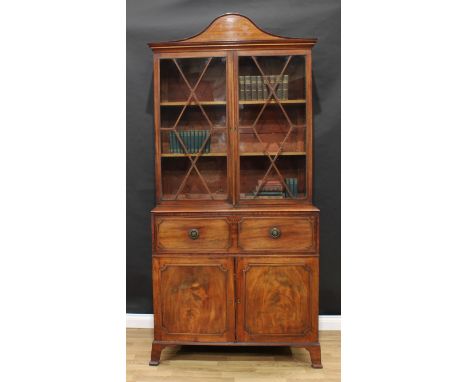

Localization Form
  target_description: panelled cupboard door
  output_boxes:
[236,257,318,343]
[153,257,235,342]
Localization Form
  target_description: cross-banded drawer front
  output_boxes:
[156,218,230,251]
[238,216,318,252]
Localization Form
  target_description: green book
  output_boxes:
[257,75,263,100]
[174,132,179,153]
[262,76,268,99]
[194,130,199,153]
[189,130,194,154]
[251,75,257,100]
[269,75,276,99]
[277,75,283,99]
[245,75,251,100]
[258,191,283,196]
[180,131,185,153]
[169,131,174,153]
[198,130,203,153]
[239,76,245,101]
[283,75,289,100]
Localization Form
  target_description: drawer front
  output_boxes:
[238,216,318,252]
[156,218,230,251]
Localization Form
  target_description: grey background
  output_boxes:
[127,0,340,314]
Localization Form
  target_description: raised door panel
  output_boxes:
[153,257,235,342]
[236,257,318,343]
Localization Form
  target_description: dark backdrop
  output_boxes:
[127,0,341,314]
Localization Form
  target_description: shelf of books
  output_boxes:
[238,54,307,200]
[159,56,228,201]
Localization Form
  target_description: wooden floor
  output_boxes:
[127,329,340,382]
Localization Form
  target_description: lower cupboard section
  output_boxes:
[152,256,318,344]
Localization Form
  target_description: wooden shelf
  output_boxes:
[239,99,306,105]
[240,152,306,156]
[162,152,227,157]
[160,101,226,106]
[159,100,305,106]
[161,152,305,157]
[240,193,306,200]
[162,193,228,200]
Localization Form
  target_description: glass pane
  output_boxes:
[159,57,227,200]
[238,55,307,200]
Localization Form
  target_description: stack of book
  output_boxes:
[254,179,284,198]
[239,75,288,101]
[285,177,298,197]
[169,130,211,154]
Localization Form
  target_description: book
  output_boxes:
[269,75,277,99]
[169,131,174,153]
[239,76,245,101]
[251,75,257,100]
[257,75,263,100]
[258,191,283,196]
[283,74,288,100]
[262,76,268,99]
[190,130,195,154]
[194,130,199,153]
[277,75,283,99]
[245,76,251,100]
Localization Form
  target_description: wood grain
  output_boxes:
[236,257,318,344]
[156,218,230,251]
[147,14,322,368]
[153,257,235,343]
[238,217,317,252]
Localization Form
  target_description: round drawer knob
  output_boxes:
[270,227,281,239]
[188,228,199,240]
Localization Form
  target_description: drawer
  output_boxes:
[238,216,318,252]
[156,218,230,251]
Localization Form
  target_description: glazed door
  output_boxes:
[157,53,230,201]
[236,257,318,343]
[153,257,235,342]
[236,52,311,202]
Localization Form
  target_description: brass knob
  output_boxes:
[188,228,199,240]
[270,227,281,239]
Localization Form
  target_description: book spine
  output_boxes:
[207,131,211,153]
[251,75,257,101]
[277,75,283,99]
[257,75,263,100]
[239,76,245,101]
[262,76,268,99]
[269,75,276,99]
[194,130,199,153]
[283,74,288,100]
[180,131,185,154]
[204,130,208,153]
[174,132,179,153]
[190,130,194,154]
[169,131,174,153]
[245,75,251,100]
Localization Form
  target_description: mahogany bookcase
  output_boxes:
[148,13,322,368]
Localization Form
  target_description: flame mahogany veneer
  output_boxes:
[148,14,322,368]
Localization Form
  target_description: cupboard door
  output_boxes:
[158,54,229,201]
[237,54,309,201]
[236,257,318,343]
[153,257,235,342]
